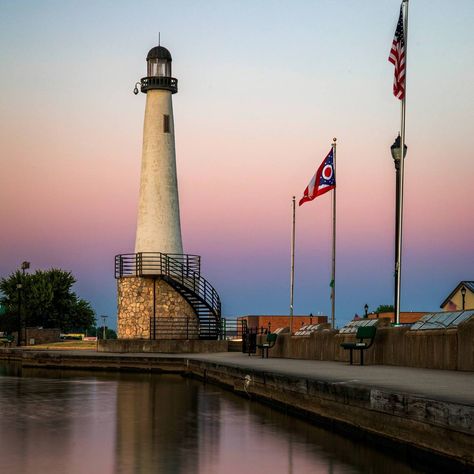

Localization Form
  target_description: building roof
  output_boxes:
[237,315,327,319]
[366,312,426,324]
[146,46,172,61]
[440,281,474,308]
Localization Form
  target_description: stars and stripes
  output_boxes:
[388,4,406,100]
[299,148,335,206]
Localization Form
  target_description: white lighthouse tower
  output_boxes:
[115,44,221,342]
[134,45,182,255]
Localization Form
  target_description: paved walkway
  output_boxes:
[31,350,474,406]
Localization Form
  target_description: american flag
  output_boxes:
[388,4,406,100]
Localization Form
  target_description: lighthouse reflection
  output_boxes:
[114,375,206,473]
[113,374,423,474]
[114,375,227,473]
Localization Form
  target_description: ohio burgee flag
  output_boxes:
[299,148,336,206]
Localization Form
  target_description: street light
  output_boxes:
[461,286,466,311]
[20,261,30,344]
[364,304,369,319]
[21,261,30,274]
[16,283,22,346]
[390,134,408,167]
[391,134,407,324]
[101,315,108,340]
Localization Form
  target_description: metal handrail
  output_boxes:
[115,252,221,322]
[140,76,178,93]
[145,316,220,341]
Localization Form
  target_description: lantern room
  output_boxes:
[147,46,172,77]
[140,45,178,94]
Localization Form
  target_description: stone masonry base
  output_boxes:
[117,276,198,339]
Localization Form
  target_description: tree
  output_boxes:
[0,268,96,333]
[375,304,394,314]
[87,326,117,339]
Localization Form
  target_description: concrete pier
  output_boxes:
[1,349,473,469]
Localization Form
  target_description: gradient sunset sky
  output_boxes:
[1,0,473,329]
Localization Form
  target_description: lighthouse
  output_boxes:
[135,45,182,255]
[115,44,221,342]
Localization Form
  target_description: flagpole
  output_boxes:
[395,0,409,326]
[289,196,296,334]
[331,138,337,329]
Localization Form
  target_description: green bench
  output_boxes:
[257,333,277,358]
[0,335,14,347]
[340,325,376,366]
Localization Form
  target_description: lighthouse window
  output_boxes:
[147,59,171,77]
[163,114,170,133]
[157,62,167,76]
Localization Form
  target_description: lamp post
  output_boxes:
[21,261,30,275]
[391,135,407,325]
[461,286,466,311]
[16,283,22,346]
[101,315,108,340]
[20,261,30,344]
[364,304,369,319]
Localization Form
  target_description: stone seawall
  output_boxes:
[187,359,474,469]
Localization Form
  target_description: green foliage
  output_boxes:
[375,304,394,314]
[0,269,96,332]
[87,327,117,339]
[106,328,117,339]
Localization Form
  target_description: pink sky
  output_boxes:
[1,0,473,327]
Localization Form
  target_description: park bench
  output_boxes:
[340,325,376,366]
[0,335,14,347]
[257,333,277,358]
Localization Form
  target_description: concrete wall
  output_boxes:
[12,328,61,345]
[98,339,228,354]
[265,319,474,371]
[458,317,474,371]
[268,329,338,361]
[26,328,61,345]
[117,276,198,339]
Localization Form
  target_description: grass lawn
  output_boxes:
[25,340,97,350]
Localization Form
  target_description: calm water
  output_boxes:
[0,362,427,474]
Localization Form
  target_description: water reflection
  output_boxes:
[0,362,117,474]
[114,375,202,473]
[0,362,426,474]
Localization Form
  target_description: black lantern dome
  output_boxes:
[140,45,178,94]
[147,46,172,61]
